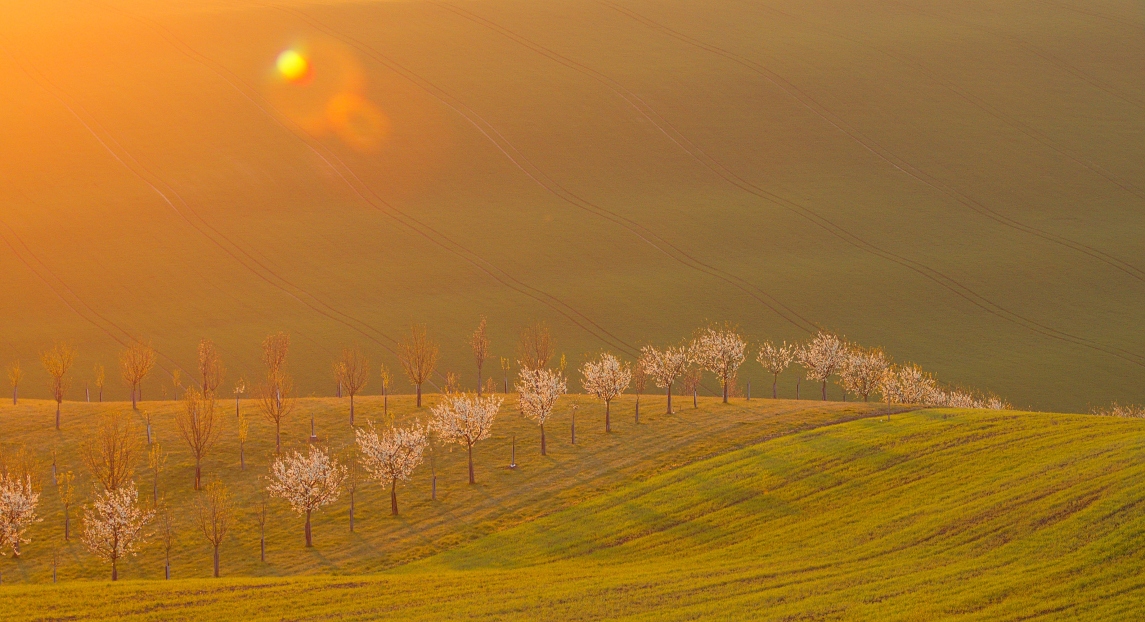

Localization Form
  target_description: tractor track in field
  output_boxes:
[100,0,642,361]
[602,1,1145,286]
[263,1,825,337]
[745,1,1145,205]
[421,1,1145,369]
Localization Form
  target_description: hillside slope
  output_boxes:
[4,407,1144,620]
[1,0,1143,410]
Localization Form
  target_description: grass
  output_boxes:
[0,393,889,582]
[3,403,1144,619]
[0,0,1143,412]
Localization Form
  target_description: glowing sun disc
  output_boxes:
[276,49,309,82]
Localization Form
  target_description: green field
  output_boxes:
[1,0,1143,412]
[2,396,1143,619]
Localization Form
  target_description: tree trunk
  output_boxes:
[112,558,118,581]
[99,386,103,402]
[55,400,61,430]
[864,393,869,402]
[146,423,152,444]
[383,389,388,417]
[605,400,611,433]
[390,479,398,515]
[693,390,697,408]
[305,510,312,547]
[194,460,201,490]
[12,540,19,558]
[64,508,70,541]
[571,411,576,444]
[349,491,355,532]
[275,423,281,454]
[797,379,801,399]
[477,368,482,397]
[132,385,138,410]
[235,395,240,419]
[213,545,220,577]
[667,386,673,414]
[821,380,827,401]
[467,442,475,484]
[260,535,265,562]
[349,393,355,425]
[431,474,436,501]
[723,380,728,403]
[11,386,15,405]
[165,557,170,580]
[540,423,546,455]
[240,442,245,470]
[416,383,422,407]
[635,397,640,424]
[773,374,778,399]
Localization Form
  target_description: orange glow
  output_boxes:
[276,49,311,84]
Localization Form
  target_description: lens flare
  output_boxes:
[276,49,310,83]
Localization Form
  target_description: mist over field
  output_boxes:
[1,0,1142,412]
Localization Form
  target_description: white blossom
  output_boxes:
[688,325,746,402]
[266,446,346,546]
[518,367,567,452]
[430,392,501,484]
[82,484,153,580]
[580,353,631,431]
[356,423,427,515]
[838,346,890,401]
[796,332,847,400]
[757,340,795,399]
[639,345,690,413]
[0,474,40,558]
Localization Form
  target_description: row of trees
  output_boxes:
[0,321,1012,580]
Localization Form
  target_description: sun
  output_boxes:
[276,49,310,83]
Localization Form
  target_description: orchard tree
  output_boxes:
[838,346,890,402]
[195,479,232,578]
[689,324,746,403]
[93,364,106,402]
[266,446,346,547]
[198,339,225,397]
[334,345,369,425]
[681,367,702,408]
[398,324,438,407]
[176,388,221,489]
[796,332,846,401]
[0,473,40,558]
[379,365,393,421]
[430,393,501,484]
[238,413,249,471]
[258,333,295,453]
[470,317,490,396]
[880,363,940,405]
[517,322,554,371]
[632,361,647,423]
[517,367,567,452]
[82,484,153,581]
[356,423,427,515]
[80,411,141,492]
[41,342,76,428]
[147,443,166,507]
[119,341,155,410]
[7,361,21,405]
[757,341,795,399]
[158,503,175,579]
[580,354,630,432]
[57,470,75,541]
[639,345,690,414]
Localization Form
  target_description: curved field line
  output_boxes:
[431,1,1145,368]
[262,1,821,336]
[744,2,1145,203]
[600,1,1145,286]
[105,1,640,360]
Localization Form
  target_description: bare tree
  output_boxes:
[81,411,141,492]
[7,361,21,405]
[580,354,631,432]
[57,470,75,541]
[262,332,290,376]
[689,324,746,403]
[333,345,369,425]
[517,322,554,371]
[147,442,166,508]
[198,339,225,398]
[379,365,393,421]
[517,368,567,453]
[356,423,427,515]
[254,496,268,562]
[257,334,295,453]
[82,484,153,581]
[0,473,40,558]
[397,324,438,407]
[158,502,175,579]
[233,379,246,419]
[639,345,690,414]
[176,388,221,490]
[195,479,232,578]
[632,361,647,423]
[171,369,181,402]
[120,342,155,410]
[41,342,76,428]
[430,393,501,484]
[266,446,346,547]
[839,346,890,402]
[681,367,702,408]
[444,371,462,394]
[238,413,249,471]
[93,364,105,402]
[757,341,795,399]
[470,317,490,396]
[796,332,846,401]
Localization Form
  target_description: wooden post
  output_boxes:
[510,435,517,469]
